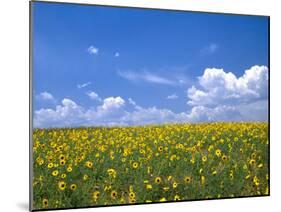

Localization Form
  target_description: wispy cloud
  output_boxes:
[87,45,99,55]
[114,52,120,57]
[77,82,91,89]
[167,93,178,100]
[117,70,179,86]
[201,43,218,55]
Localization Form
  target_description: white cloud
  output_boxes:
[121,107,180,125]
[87,45,99,55]
[34,65,268,128]
[186,105,242,122]
[77,82,91,89]
[34,97,126,128]
[187,65,268,106]
[84,97,126,124]
[114,52,120,57]
[98,96,125,112]
[118,71,179,86]
[128,98,142,110]
[201,43,218,54]
[36,91,55,102]
[128,98,136,106]
[186,65,268,122]
[167,93,178,100]
[34,98,85,128]
[87,91,101,101]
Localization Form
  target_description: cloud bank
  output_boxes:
[34,65,268,128]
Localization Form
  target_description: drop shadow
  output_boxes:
[16,202,29,211]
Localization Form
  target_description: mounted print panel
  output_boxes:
[30,1,269,211]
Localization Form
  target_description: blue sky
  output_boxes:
[32,2,269,128]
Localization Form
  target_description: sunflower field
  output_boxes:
[32,122,269,210]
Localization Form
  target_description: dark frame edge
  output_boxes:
[267,16,270,197]
[31,0,269,18]
[29,1,34,211]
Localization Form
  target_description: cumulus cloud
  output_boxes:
[87,45,99,55]
[34,97,126,128]
[187,65,268,106]
[87,91,101,101]
[186,65,268,122]
[186,105,242,122]
[36,91,55,102]
[77,82,91,89]
[167,93,178,100]
[34,65,268,128]
[83,97,126,125]
[34,98,85,128]
[98,97,125,112]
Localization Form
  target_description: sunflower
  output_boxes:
[146,184,152,189]
[38,159,44,166]
[85,161,93,168]
[61,173,66,179]
[154,177,162,184]
[132,162,139,169]
[158,146,163,152]
[59,154,65,161]
[47,163,54,169]
[129,198,136,203]
[60,160,66,166]
[222,155,227,161]
[83,174,89,181]
[173,182,178,189]
[107,168,117,178]
[58,181,66,191]
[201,176,205,185]
[129,191,136,199]
[202,156,207,162]
[184,176,191,184]
[159,197,167,202]
[111,190,117,199]
[52,170,59,177]
[42,198,48,208]
[249,159,256,165]
[215,149,221,157]
[66,166,72,172]
[253,176,260,186]
[174,195,181,201]
[258,163,263,168]
[251,152,257,158]
[92,191,100,201]
[70,184,77,191]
